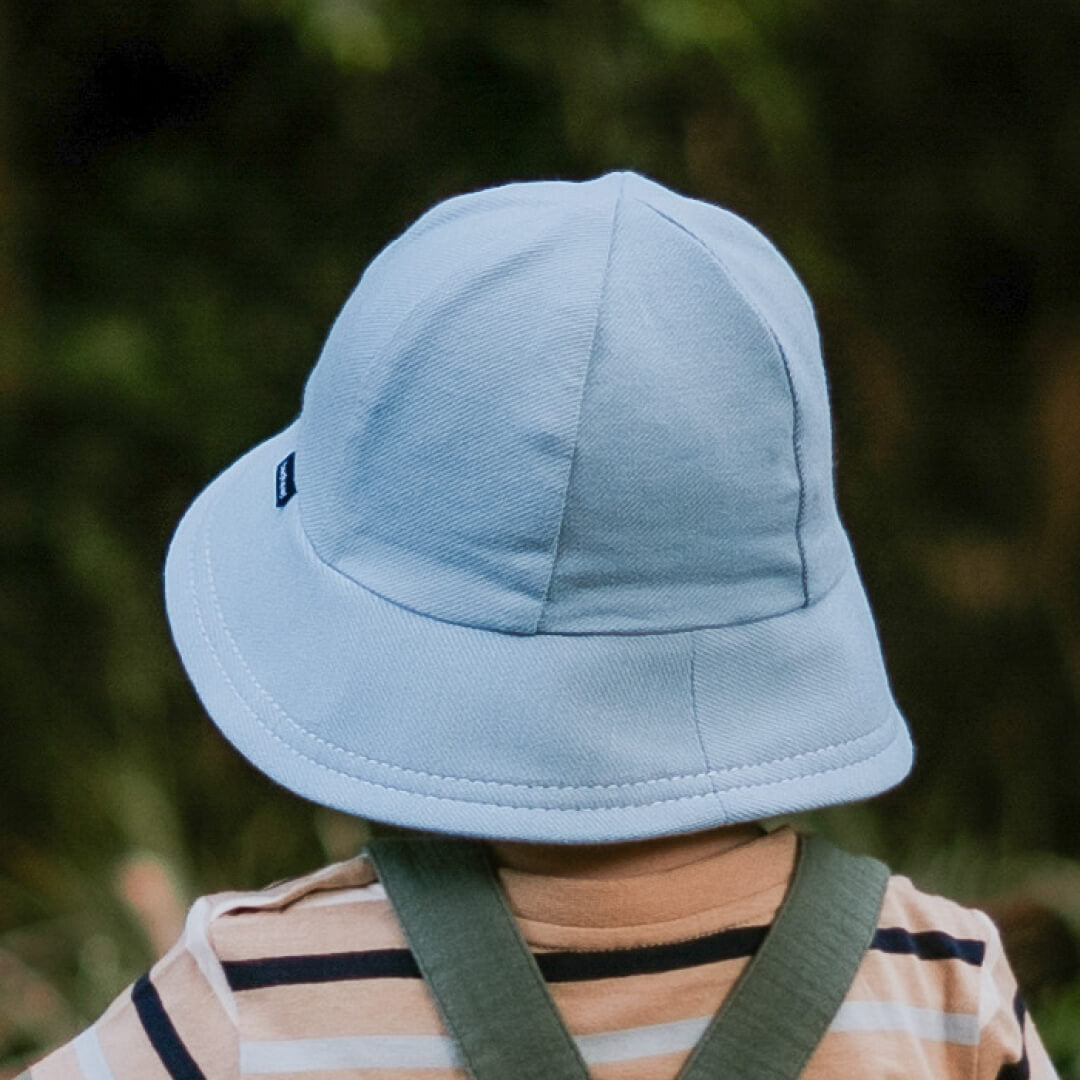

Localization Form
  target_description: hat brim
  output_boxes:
[164,424,912,843]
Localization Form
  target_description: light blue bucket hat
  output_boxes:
[164,171,912,843]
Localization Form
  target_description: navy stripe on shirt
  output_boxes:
[537,925,768,982]
[872,927,985,966]
[222,923,985,991]
[225,947,422,989]
[132,974,207,1080]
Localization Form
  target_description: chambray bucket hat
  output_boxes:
[164,171,912,843]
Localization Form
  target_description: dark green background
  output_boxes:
[2,0,1079,1072]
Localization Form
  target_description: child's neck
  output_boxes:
[488,822,765,880]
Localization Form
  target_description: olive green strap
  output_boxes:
[370,833,888,1080]
[677,833,889,1080]
[368,838,592,1080]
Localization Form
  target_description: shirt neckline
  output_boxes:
[495,826,798,932]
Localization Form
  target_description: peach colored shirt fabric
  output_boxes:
[29,828,1057,1080]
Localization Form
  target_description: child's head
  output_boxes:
[163,171,911,844]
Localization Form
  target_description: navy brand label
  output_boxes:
[276,452,297,507]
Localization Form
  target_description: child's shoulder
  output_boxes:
[184,853,405,974]
[881,869,1002,958]
[204,853,381,919]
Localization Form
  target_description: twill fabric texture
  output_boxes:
[26,828,1056,1080]
[163,170,912,842]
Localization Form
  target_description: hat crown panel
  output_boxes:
[298,179,619,633]
[539,188,819,632]
[644,181,847,600]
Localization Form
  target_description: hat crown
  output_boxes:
[298,172,847,634]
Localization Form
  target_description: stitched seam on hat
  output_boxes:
[773,338,810,605]
[303,511,836,635]
[190,486,896,794]
[636,199,811,607]
[535,173,625,632]
[184,539,907,811]
[296,435,845,637]
[689,633,718,795]
[192,548,905,809]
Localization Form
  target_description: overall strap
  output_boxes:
[370,832,889,1080]
[676,833,890,1080]
[368,837,592,1080]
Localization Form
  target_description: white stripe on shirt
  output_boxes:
[238,1002,980,1074]
[73,1028,116,1080]
[241,1035,459,1074]
[575,1016,711,1063]
[831,1000,980,1045]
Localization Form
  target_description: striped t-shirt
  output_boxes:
[29,827,1057,1080]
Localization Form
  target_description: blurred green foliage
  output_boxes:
[1,0,1079,1073]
